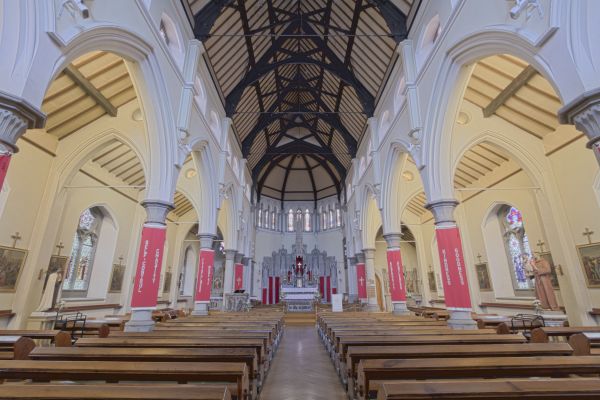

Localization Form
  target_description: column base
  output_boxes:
[392,301,410,315]
[348,294,358,303]
[124,309,155,332]
[366,300,379,312]
[192,302,209,316]
[447,309,477,330]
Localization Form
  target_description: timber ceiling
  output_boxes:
[185,0,414,203]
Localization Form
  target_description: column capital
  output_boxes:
[234,253,243,263]
[0,91,46,153]
[355,253,365,264]
[383,233,402,249]
[559,90,600,148]
[241,256,251,265]
[224,249,237,260]
[347,256,357,265]
[425,199,459,227]
[197,233,215,249]
[141,199,174,226]
[362,248,376,259]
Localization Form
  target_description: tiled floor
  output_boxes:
[260,326,347,400]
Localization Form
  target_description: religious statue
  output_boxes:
[36,268,64,312]
[528,255,559,311]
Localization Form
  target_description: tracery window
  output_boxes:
[287,209,294,232]
[500,205,533,291]
[63,208,103,293]
[304,209,311,232]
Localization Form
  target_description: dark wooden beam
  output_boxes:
[482,65,537,118]
[64,64,117,117]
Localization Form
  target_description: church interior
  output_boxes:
[2,0,600,398]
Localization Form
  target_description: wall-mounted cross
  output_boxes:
[476,253,483,264]
[10,232,21,248]
[118,256,124,266]
[55,242,64,256]
[536,239,546,253]
[583,227,595,245]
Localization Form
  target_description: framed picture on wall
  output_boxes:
[475,262,493,291]
[163,272,172,293]
[576,243,600,288]
[427,271,436,292]
[538,252,560,289]
[108,264,125,293]
[44,255,68,291]
[0,246,27,291]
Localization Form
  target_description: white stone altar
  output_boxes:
[281,286,318,312]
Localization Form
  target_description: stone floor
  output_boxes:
[260,325,347,400]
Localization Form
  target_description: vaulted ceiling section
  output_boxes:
[185,0,413,203]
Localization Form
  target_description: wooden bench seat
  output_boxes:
[0,337,35,360]
[0,384,231,400]
[0,360,248,400]
[531,326,600,343]
[375,378,600,400]
[569,332,600,355]
[0,331,70,347]
[357,355,600,400]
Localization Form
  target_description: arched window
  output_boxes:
[287,209,294,232]
[329,209,335,228]
[499,205,533,291]
[257,209,262,227]
[63,208,103,293]
[296,208,302,230]
[264,210,270,229]
[304,209,311,231]
[271,211,276,230]
[336,208,342,227]
[322,209,327,230]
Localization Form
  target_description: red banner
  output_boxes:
[387,248,407,302]
[435,226,472,309]
[326,276,331,303]
[356,263,367,299]
[274,277,280,304]
[194,249,214,302]
[268,277,273,305]
[319,276,325,299]
[0,154,11,192]
[262,288,267,304]
[234,263,243,290]
[131,226,166,308]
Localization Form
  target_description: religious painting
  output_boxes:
[538,252,560,289]
[427,271,436,292]
[475,262,493,291]
[108,264,125,293]
[0,246,27,291]
[44,255,68,292]
[163,272,172,293]
[576,243,600,288]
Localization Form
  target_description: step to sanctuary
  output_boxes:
[284,312,316,326]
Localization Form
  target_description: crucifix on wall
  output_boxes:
[583,227,595,245]
[10,232,21,248]
[536,239,546,254]
[55,242,64,256]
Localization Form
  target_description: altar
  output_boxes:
[281,286,319,312]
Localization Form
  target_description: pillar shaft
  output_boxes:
[192,233,215,316]
[383,233,409,315]
[363,248,379,311]
[223,249,237,295]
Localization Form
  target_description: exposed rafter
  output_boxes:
[193,0,236,41]
[64,64,117,117]
[367,0,409,43]
[483,65,537,118]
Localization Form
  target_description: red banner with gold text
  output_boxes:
[356,263,367,299]
[131,226,166,308]
[435,226,472,309]
[234,263,244,291]
[0,154,11,192]
[387,248,406,302]
[195,249,214,302]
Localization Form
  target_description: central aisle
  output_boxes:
[260,325,347,400]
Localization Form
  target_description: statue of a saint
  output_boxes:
[529,255,559,311]
[36,269,64,312]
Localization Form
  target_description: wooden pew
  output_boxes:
[345,343,573,397]
[0,384,232,400]
[0,330,70,347]
[29,346,260,398]
[357,355,600,400]
[74,337,268,373]
[0,360,249,400]
[376,378,600,400]
[0,336,35,360]
[531,326,600,343]
[569,332,600,355]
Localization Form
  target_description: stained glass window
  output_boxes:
[287,209,294,232]
[264,210,269,229]
[329,209,335,228]
[336,208,342,227]
[63,207,102,294]
[304,209,311,231]
[500,205,533,291]
[271,211,276,230]
[257,209,262,227]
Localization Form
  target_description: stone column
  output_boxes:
[0,93,46,191]
[383,233,409,315]
[234,252,244,291]
[559,91,600,166]
[425,199,476,329]
[223,249,237,295]
[347,256,358,302]
[125,200,174,332]
[362,249,379,311]
[192,233,215,316]
[242,256,251,293]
